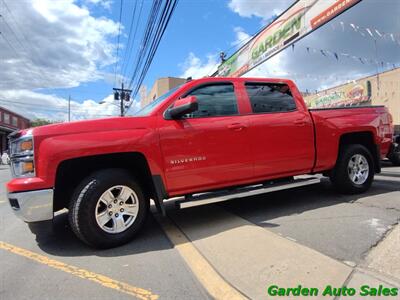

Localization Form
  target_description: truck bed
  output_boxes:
[309,105,393,173]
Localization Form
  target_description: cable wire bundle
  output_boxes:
[120,0,179,113]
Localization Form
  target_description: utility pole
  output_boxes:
[113,82,132,117]
[120,83,124,117]
[68,95,71,122]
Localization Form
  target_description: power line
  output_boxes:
[113,0,124,86]
[0,15,29,55]
[0,98,116,116]
[0,16,49,83]
[0,101,69,113]
[131,4,171,96]
[126,0,179,97]
[0,31,37,77]
[121,0,144,80]
[126,0,179,115]
[119,0,139,74]
[0,31,20,56]
[205,31,254,77]
[127,0,163,90]
[1,0,38,53]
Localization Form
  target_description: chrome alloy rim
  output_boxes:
[95,185,139,234]
[347,154,369,185]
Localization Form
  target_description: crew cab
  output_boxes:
[7,77,394,248]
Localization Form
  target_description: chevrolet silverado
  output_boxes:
[7,77,394,248]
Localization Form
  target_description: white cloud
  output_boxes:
[0,90,141,121]
[0,0,131,121]
[231,27,251,47]
[179,2,295,81]
[85,0,113,10]
[246,52,289,78]
[228,0,294,21]
[0,0,120,90]
[179,52,219,78]
[192,0,400,95]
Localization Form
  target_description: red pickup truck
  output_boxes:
[7,77,394,248]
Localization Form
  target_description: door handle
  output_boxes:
[227,123,246,131]
[293,119,307,126]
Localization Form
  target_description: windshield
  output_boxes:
[133,84,183,116]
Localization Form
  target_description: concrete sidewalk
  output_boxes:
[169,205,352,300]
[340,225,400,299]
[365,224,400,280]
[168,204,400,300]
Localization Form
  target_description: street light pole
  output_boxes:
[68,95,71,122]
[120,83,124,117]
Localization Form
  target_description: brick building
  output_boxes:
[140,77,186,108]
[0,107,30,153]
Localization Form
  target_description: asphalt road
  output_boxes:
[0,162,399,299]
[0,166,209,300]
[221,162,400,264]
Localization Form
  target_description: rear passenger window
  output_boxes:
[245,83,297,113]
[184,83,238,118]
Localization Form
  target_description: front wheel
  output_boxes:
[69,169,149,248]
[330,144,374,194]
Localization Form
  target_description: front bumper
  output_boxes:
[7,189,53,222]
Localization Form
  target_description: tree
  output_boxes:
[30,118,55,127]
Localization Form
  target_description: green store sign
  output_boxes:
[251,14,302,61]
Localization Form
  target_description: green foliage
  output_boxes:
[30,118,55,127]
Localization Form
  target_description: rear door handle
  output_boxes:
[227,123,247,131]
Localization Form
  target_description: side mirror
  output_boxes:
[168,96,198,119]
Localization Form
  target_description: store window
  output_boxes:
[4,113,10,124]
[367,80,372,98]
[12,116,18,127]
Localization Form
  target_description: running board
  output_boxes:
[176,177,321,209]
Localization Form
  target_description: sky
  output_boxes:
[0,0,399,121]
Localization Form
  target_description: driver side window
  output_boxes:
[184,83,238,118]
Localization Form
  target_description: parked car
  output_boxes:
[6,77,394,248]
[1,151,10,165]
[387,135,400,166]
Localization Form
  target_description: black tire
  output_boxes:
[329,144,374,194]
[389,152,400,166]
[69,168,149,249]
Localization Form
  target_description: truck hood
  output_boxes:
[27,116,153,138]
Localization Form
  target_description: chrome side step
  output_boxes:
[176,177,321,209]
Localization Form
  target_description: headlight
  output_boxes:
[9,135,35,178]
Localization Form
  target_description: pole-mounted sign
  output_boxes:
[215,0,362,77]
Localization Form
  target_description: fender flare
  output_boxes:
[152,175,167,216]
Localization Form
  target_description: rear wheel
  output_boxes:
[69,169,148,248]
[330,144,374,194]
